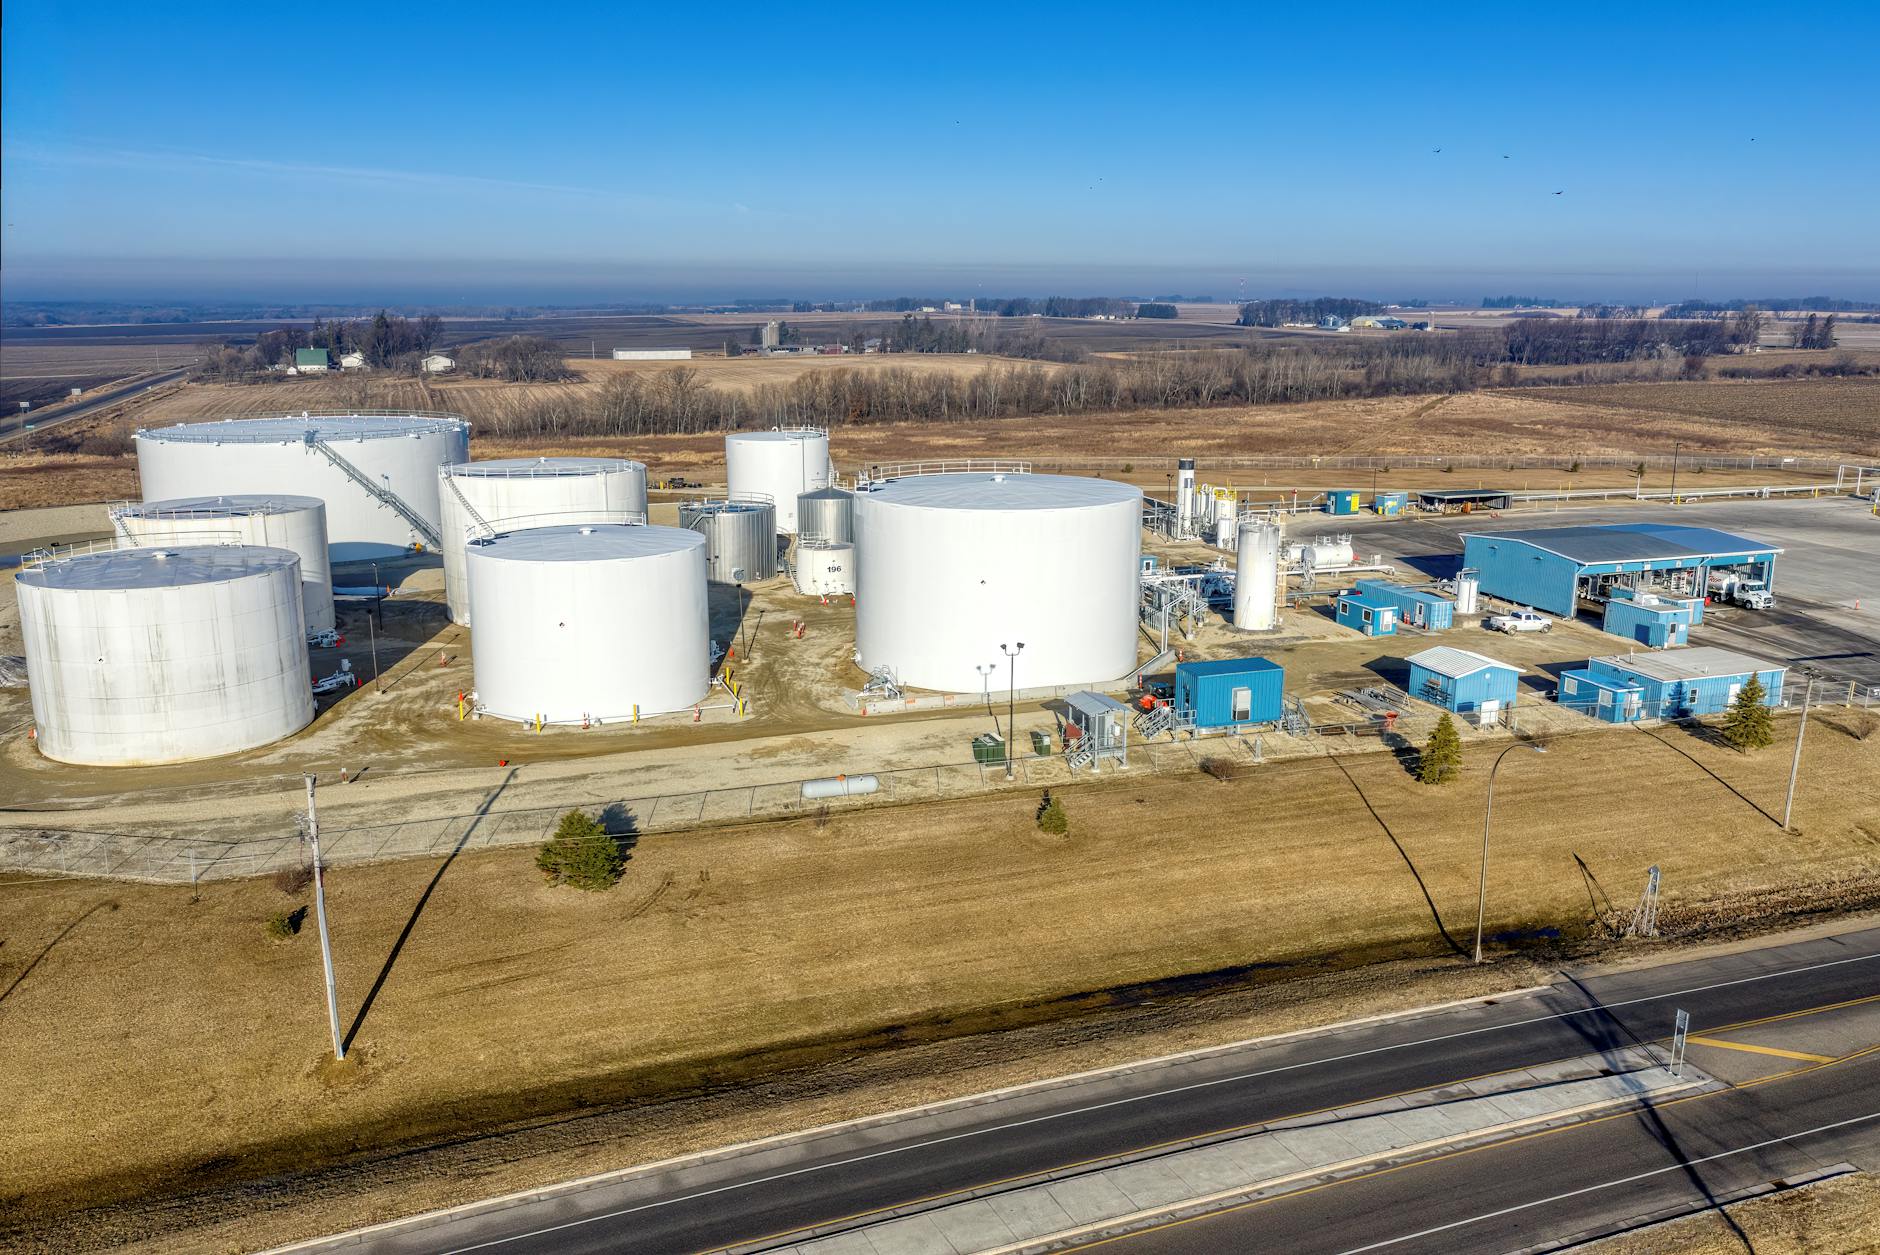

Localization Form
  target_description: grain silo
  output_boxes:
[134,413,471,559]
[438,457,649,625]
[467,524,709,723]
[796,485,855,545]
[853,473,1142,692]
[725,429,831,533]
[17,546,314,765]
[111,494,335,633]
[679,498,778,582]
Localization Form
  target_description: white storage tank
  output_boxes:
[438,457,649,625]
[17,546,314,765]
[1233,520,1281,631]
[135,413,471,559]
[853,473,1142,692]
[1283,536,1356,568]
[111,494,335,633]
[467,524,709,723]
[793,542,856,596]
[726,428,831,534]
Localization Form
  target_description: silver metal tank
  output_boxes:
[796,486,855,545]
[1233,520,1281,631]
[679,499,779,582]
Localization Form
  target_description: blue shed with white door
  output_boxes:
[1601,588,1701,647]
[1173,656,1284,729]
[1325,489,1363,515]
[1406,646,1521,715]
[1353,579,1455,631]
[1558,647,1785,723]
[1335,591,1398,636]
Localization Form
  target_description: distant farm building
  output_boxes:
[612,348,693,361]
[421,353,456,374]
[293,348,331,374]
[337,351,367,370]
[1349,316,1409,330]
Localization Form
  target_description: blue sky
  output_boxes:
[3,2,1877,303]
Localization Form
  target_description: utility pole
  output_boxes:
[370,562,383,691]
[1000,642,1025,781]
[1782,678,1815,831]
[1668,441,1682,504]
[304,775,346,1061]
[1475,741,1547,964]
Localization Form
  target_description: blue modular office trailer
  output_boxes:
[1325,489,1363,515]
[1173,656,1284,729]
[1558,647,1785,723]
[1406,647,1521,714]
[1601,590,1699,647]
[1373,491,1408,517]
[1460,524,1781,617]
[1335,592,1398,636]
[1352,579,1455,631]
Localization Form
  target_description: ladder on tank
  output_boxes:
[443,472,497,542]
[309,437,442,548]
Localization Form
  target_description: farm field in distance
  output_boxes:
[3,720,1878,1253]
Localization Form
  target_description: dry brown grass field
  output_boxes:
[1521,378,1880,450]
[3,719,1878,1251]
[1588,1170,1880,1255]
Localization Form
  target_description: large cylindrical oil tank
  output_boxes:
[796,485,855,544]
[438,457,649,625]
[793,542,856,596]
[853,473,1142,692]
[17,546,314,765]
[679,499,778,582]
[725,429,831,533]
[467,524,709,723]
[1233,520,1280,631]
[111,494,335,633]
[135,413,471,559]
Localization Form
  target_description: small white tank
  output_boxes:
[17,546,314,765]
[112,494,335,633]
[1233,521,1280,631]
[1283,537,1356,568]
[467,524,709,723]
[438,457,649,626]
[793,542,855,596]
[726,429,831,534]
[1456,574,1481,615]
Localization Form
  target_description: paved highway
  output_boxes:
[316,924,1880,1254]
[0,367,190,443]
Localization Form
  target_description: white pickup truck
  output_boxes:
[1486,609,1553,633]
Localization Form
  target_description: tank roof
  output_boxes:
[118,494,323,518]
[138,413,468,443]
[443,456,644,478]
[864,472,1140,512]
[18,544,300,591]
[471,523,703,563]
[799,485,855,500]
[727,429,826,443]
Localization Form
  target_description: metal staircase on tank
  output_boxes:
[309,436,442,547]
[443,472,496,541]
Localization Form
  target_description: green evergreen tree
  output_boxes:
[536,810,626,891]
[1720,674,1775,752]
[1419,713,1463,785]
[1036,796,1069,835]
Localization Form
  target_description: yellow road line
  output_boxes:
[1685,1035,1836,1063]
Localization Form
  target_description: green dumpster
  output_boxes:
[1030,729,1052,756]
[971,733,1008,765]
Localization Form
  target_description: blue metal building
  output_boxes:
[1460,524,1781,617]
[1601,587,1702,647]
[1353,579,1456,631]
[1325,489,1363,515]
[1558,647,1785,723]
[1405,646,1521,714]
[1173,656,1284,729]
[1373,490,1408,517]
[1335,591,1398,636]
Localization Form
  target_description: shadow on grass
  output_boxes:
[342,768,518,1052]
[1635,725,1783,828]
[1327,755,1466,957]
[0,899,118,1007]
[1573,853,1621,938]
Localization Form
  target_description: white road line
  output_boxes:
[434,948,1880,1253]
[1336,1109,1880,1253]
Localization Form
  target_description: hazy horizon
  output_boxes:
[5,3,1878,309]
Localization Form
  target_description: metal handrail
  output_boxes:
[137,409,472,441]
[859,458,1032,483]
[464,511,650,544]
[442,457,647,479]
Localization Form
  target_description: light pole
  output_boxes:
[1474,741,1548,964]
[1667,441,1683,504]
[976,663,997,728]
[1000,642,1025,780]
[1782,677,1816,831]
